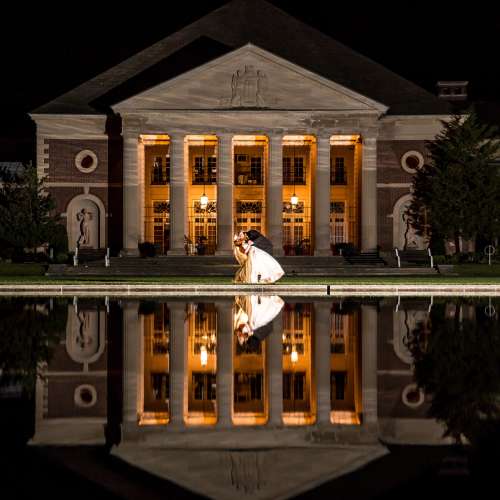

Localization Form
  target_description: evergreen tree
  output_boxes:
[0,163,64,257]
[407,300,500,444]
[407,109,500,254]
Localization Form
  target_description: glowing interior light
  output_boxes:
[291,347,299,363]
[200,193,209,209]
[291,194,299,207]
[200,345,208,366]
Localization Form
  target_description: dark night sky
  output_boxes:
[1,0,499,139]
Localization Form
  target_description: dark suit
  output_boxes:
[245,230,273,255]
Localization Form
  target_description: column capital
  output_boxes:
[269,132,284,141]
[217,132,233,141]
[121,115,144,135]
[316,131,333,141]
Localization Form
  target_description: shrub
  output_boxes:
[138,241,156,258]
[54,252,69,264]
[432,255,446,265]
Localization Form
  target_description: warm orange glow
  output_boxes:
[282,413,316,425]
[140,134,170,144]
[139,412,169,426]
[232,135,268,145]
[185,134,217,146]
[330,411,361,425]
[330,134,360,146]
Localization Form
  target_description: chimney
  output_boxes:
[437,81,468,101]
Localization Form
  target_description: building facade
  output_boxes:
[30,0,451,257]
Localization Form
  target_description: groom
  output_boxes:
[245,229,273,255]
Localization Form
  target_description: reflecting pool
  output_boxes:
[1,295,499,499]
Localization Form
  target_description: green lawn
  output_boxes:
[1,263,500,285]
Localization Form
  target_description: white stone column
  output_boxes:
[361,137,378,251]
[169,302,187,427]
[361,304,378,425]
[267,134,284,256]
[168,134,188,255]
[123,301,141,423]
[216,301,234,428]
[314,134,331,256]
[314,301,331,425]
[216,134,234,255]
[267,311,283,426]
[122,121,141,255]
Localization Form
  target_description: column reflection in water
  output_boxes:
[142,302,170,425]
[282,303,314,425]
[329,301,362,425]
[187,303,217,425]
[233,295,284,425]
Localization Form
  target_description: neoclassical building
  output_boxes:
[31,0,451,257]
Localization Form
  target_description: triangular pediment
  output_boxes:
[113,44,387,113]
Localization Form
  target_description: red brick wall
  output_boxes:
[47,139,108,182]
[377,141,429,251]
[377,140,428,183]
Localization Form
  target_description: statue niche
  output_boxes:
[66,305,106,367]
[67,198,100,250]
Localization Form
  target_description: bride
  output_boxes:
[233,231,284,284]
[234,295,285,346]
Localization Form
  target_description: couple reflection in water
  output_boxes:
[234,294,284,348]
[233,230,284,284]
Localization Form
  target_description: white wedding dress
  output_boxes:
[234,295,285,335]
[234,242,284,284]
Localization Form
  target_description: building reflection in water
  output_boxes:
[30,294,500,447]
[9,295,497,498]
[137,296,371,428]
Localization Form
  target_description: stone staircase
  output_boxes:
[47,255,440,277]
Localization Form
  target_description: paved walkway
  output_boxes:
[1,283,500,296]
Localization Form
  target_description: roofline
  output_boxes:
[112,43,389,115]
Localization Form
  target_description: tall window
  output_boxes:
[330,202,346,244]
[283,157,305,184]
[151,156,170,185]
[331,371,347,401]
[193,156,217,185]
[235,154,263,185]
[330,157,347,185]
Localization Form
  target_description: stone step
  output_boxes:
[48,264,438,277]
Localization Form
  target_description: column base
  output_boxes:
[215,249,233,256]
[120,248,140,257]
[273,248,284,257]
[167,248,188,256]
[314,249,332,256]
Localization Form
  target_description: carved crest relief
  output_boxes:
[220,65,270,108]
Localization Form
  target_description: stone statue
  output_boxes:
[231,69,243,106]
[76,310,92,350]
[76,208,93,247]
[256,70,267,107]
[230,66,267,107]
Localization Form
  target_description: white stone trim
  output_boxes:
[75,149,98,173]
[37,136,49,179]
[45,182,114,187]
[377,183,412,188]
[74,384,97,408]
[400,150,424,174]
[402,383,425,409]
[30,114,107,138]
